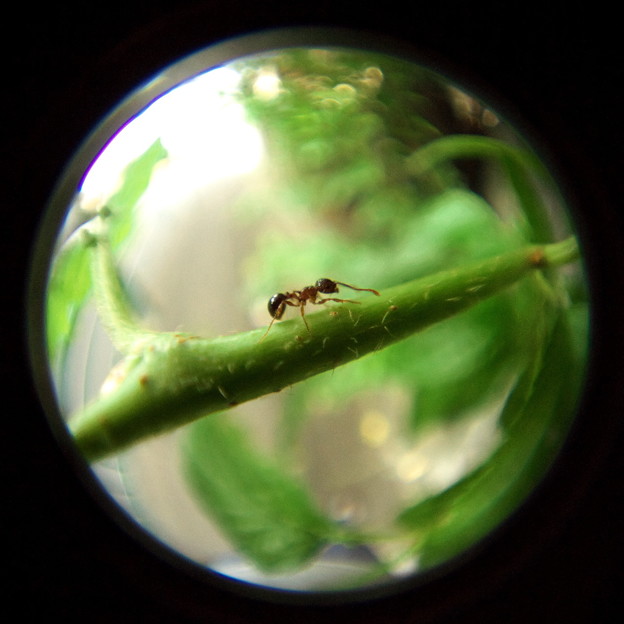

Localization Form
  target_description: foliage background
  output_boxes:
[44,48,587,587]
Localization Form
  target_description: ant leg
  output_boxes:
[299,302,311,332]
[259,315,278,342]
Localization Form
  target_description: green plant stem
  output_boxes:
[70,236,580,462]
[87,232,153,352]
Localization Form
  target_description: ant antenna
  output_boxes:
[334,281,380,296]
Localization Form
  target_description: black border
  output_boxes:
[7,1,623,621]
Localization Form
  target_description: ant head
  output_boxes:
[268,293,287,319]
[315,278,338,294]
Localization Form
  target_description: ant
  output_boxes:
[260,278,380,340]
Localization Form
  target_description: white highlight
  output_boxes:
[80,66,264,207]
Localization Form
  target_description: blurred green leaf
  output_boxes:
[183,414,334,572]
[105,139,168,247]
[397,306,586,568]
[45,240,92,367]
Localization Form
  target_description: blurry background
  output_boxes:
[46,46,586,591]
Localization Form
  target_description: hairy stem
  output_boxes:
[70,237,580,462]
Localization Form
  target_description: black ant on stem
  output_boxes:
[259,278,380,341]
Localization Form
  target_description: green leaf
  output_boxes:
[105,139,168,247]
[183,414,333,572]
[397,306,586,568]
[46,239,93,368]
